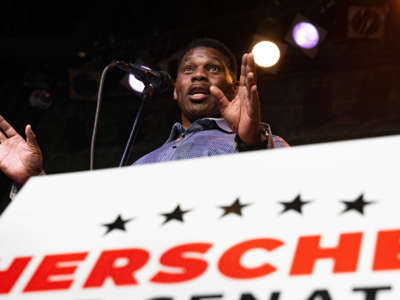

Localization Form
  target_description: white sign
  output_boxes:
[1,135,400,300]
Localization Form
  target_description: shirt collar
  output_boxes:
[165,118,234,143]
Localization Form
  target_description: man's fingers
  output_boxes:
[242,84,259,118]
[0,130,6,143]
[239,53,247,87]
[0,115,18,138]
[246,72,256,93]
[210,85,230,111]
[242,53,257,91]
[249,85,260,116]
[25,125,39,148]
[247,53,257,82]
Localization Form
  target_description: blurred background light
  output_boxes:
[292,22,320,49]
[128,74,145,93]
[29,89,52,110]
[251,41,280,68]
[284,13,327,58]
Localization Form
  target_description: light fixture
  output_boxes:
[120,59,153,95]
[292,22,320,49]
[128,74,145,93]
[29,89,52,110]
[250,34,288,74]
[252,41,281,68]
[284,13,327,58]
[23,69,53,110]
[347,5,385,40]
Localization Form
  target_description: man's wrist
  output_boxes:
[234,130,268,152]
[234,124,275,152]
[13,169,46,192]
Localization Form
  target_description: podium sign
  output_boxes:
[1,135,400,300]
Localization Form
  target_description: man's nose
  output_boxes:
[191,67,207,81]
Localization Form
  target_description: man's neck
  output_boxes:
[181,115,193,130]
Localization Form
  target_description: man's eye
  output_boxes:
[183,65,193,73]
[208,65,220,72]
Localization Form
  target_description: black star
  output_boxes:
[341,194,375,215]
[279,194,311,214]
[161,205,191,224]
[102,214,134,235]
[219,198,251,218]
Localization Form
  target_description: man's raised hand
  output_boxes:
[210,53,263,145]
[0,115,43,187]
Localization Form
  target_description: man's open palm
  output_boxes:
[210,53,262,145]
[0,115,43,187]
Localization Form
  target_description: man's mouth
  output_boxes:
[188,85,210,101]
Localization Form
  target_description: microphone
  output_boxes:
[116,61,173,95]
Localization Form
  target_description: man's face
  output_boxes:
[174,47,236,127]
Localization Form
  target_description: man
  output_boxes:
[0,38,288,193]
[133,38,289,165]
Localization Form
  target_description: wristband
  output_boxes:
[234,124,275,152]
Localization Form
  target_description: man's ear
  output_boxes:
[173,87,178,101]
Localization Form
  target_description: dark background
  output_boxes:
[1,0,400,206]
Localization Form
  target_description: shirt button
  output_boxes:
[172,145,177,149]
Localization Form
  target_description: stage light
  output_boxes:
[128,74,145,93]
[77,51,87,58]
[250,35,288,74]
[23,69,53,109]
[292,22,320,49]
[347,5,385,39]
[251,41,280,68]
[29,89,52,110]
[284,14,327,58]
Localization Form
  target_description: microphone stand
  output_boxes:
[90,61,120,171]
[118,85,153,167]
[91,60,171,170]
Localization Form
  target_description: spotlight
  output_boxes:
[29,89,52,110]
[292,22,320,49]
[23,69,53,110]
[120,58,154,95]
[284,14,327,58]
[128,74,145,93]
[347,5,385,39]
[252,41,280,68]
[250,35,288,74]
